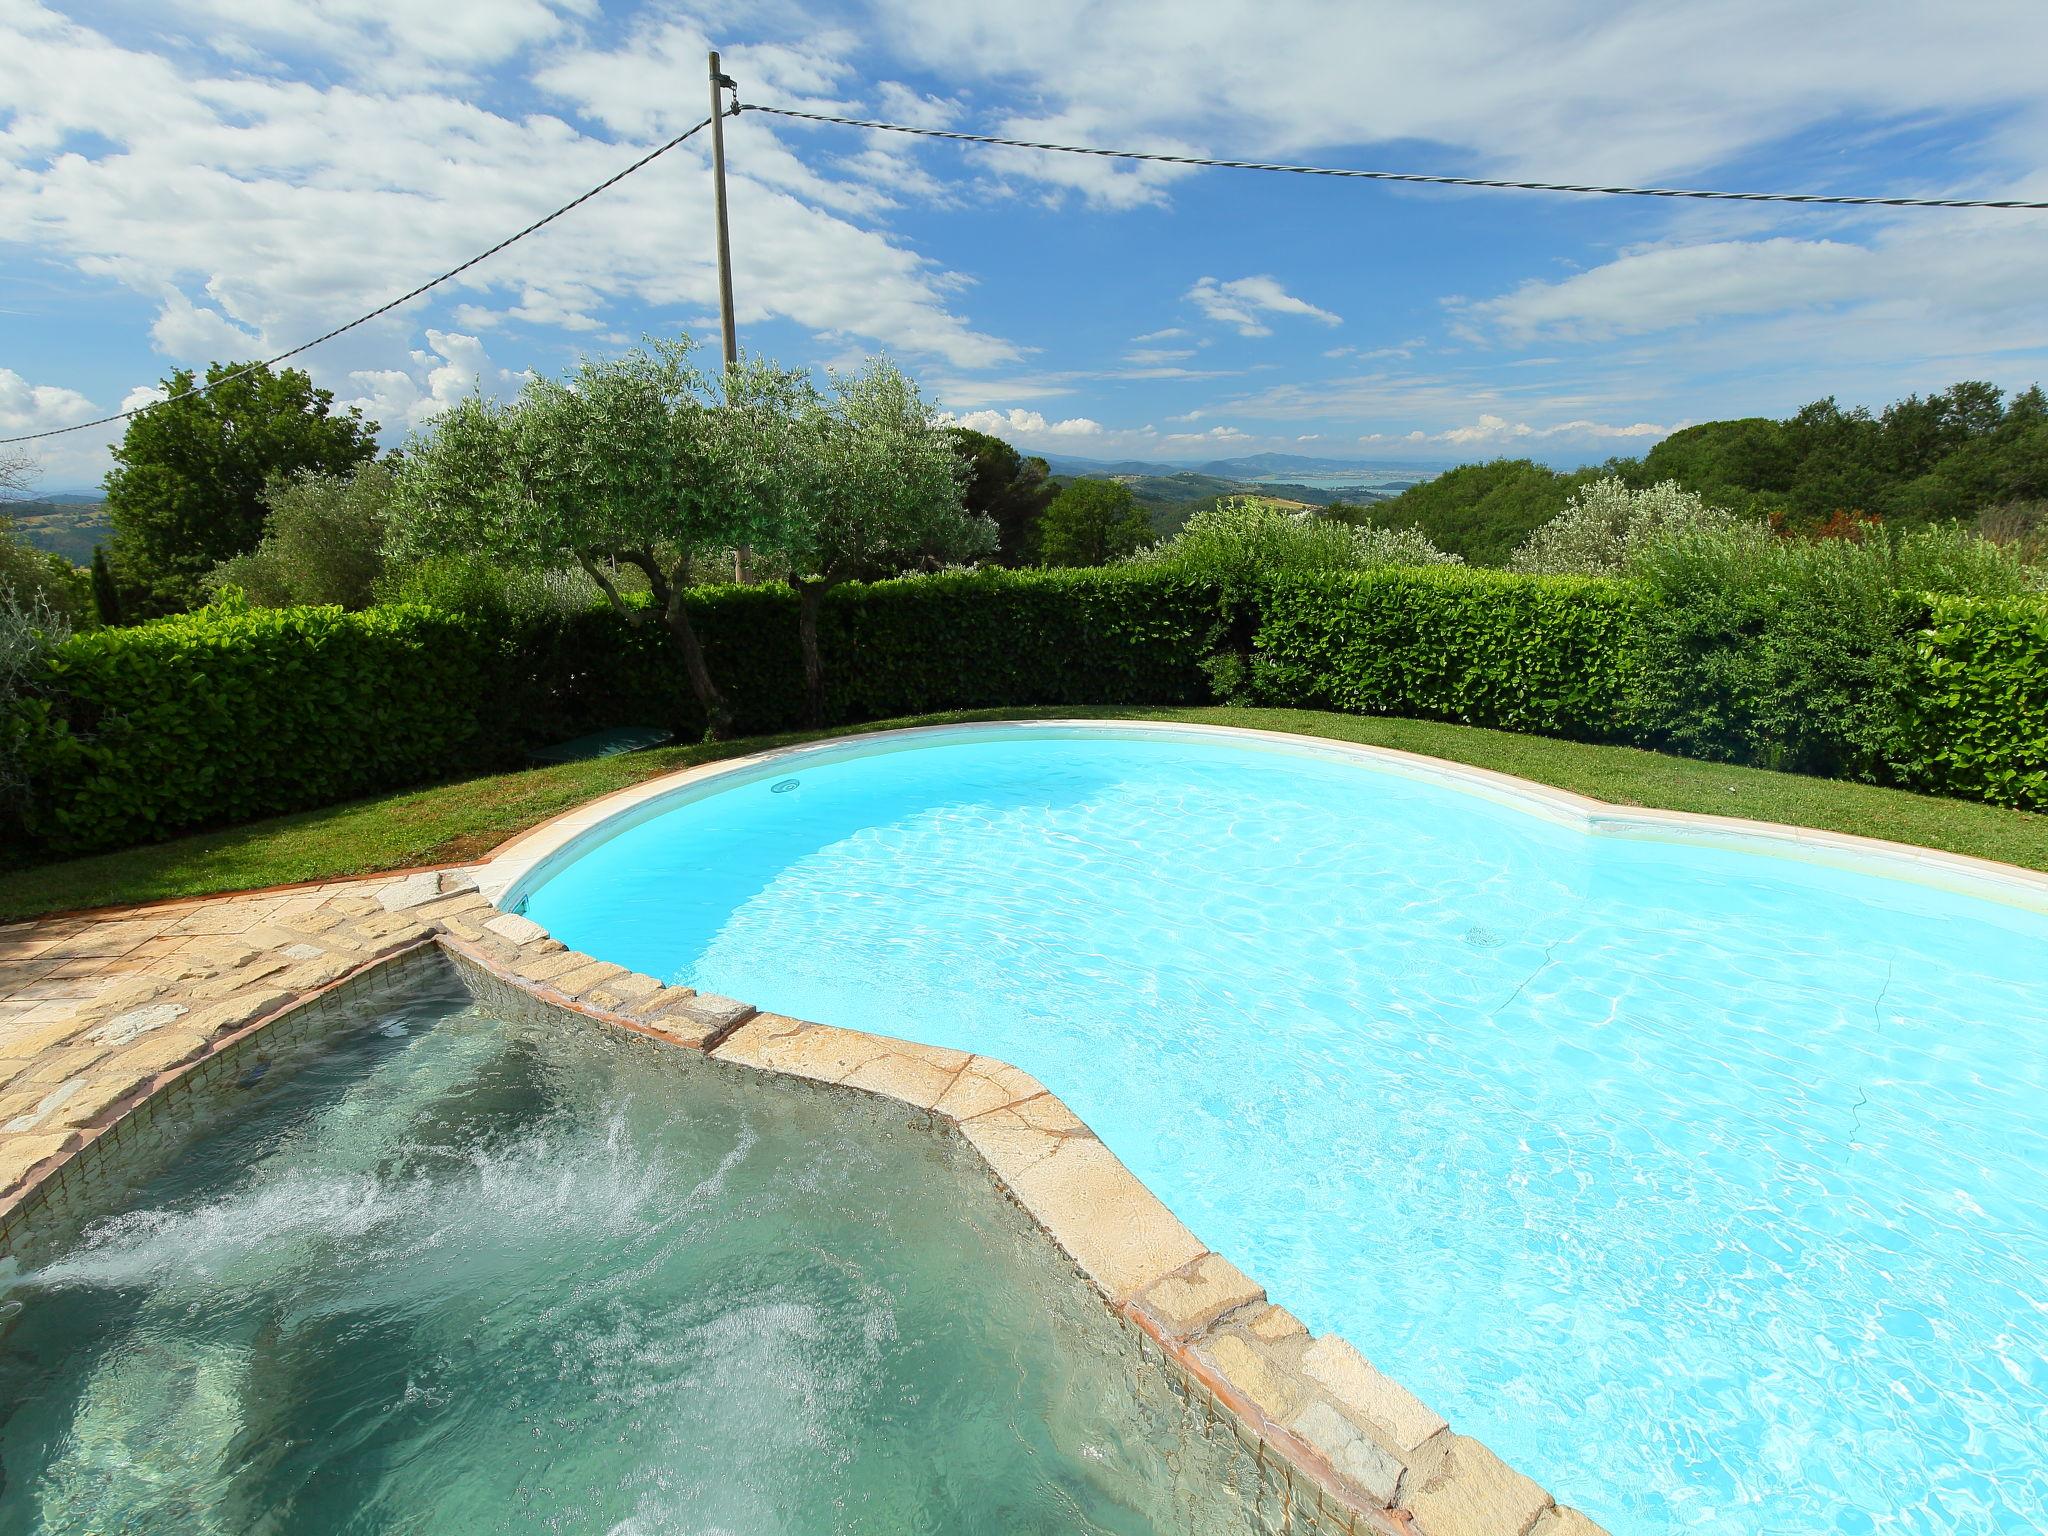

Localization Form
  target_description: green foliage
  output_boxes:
[104,361,379,615]
[779,359,989,584]
[14,597,494,853]
[1,516,89,624]
[1137,496,1461,587]
[209,461,394,609]
[13,539,2048,856]
[1245,567,1642,739]
[90,547,123,626]
[11,569,1218,854]
[1365,459,1597,566]
[2,578,74,839]
[1902,596,2048,809]
[1626,523,2036,780]
[1510,477,1766,577]
[1374,381,2048,559]
[1038,479,1153,567]
[950,427,1054,565]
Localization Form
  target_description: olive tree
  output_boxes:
[387,339,785,738]
[776,359,994,726]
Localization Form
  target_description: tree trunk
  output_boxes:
[797,578,828,730]
[661,591,733,740]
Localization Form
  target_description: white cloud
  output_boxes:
[338,330,526,434]
[0,369,97,436]
[1460,238,1878,343]
[940,407,1103,439]
[149,288,266,362]
[874,1,2048,196]
[1132,327,1188,342]
[0,371,125,488]
[1361,414,1676,448]
[0,0,1022,435]
[1187,276,1341,337]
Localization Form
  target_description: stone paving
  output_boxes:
[0,868,1608,1536]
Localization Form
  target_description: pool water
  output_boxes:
[521,728,2048,1536]
[0,968,1292,1535]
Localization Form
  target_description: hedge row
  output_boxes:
[11,569,1221,854]
[9,566,2044,857]
[1903,595,2048,810]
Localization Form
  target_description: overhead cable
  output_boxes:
[740,102,2048,212]
[2,113,723,445]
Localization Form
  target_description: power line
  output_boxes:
[2,113,723,446]
[740,102,2048,212]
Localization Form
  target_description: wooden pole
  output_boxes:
[708,51,739,371]
[709,51,748,581]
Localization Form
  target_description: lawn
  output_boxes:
[5,705,2044,922]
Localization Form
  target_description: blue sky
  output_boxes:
[5,1,2048,489]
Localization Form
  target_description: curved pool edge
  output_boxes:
[479,718,2048,919]
[433,926,1612,1536]
[0,874,1607,1536]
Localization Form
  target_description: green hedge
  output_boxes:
[11,569,1219,855]
[15,601,495,854]
[8,565,2043,858]
[1901,596,2048,809]
[1244,567,1643,740]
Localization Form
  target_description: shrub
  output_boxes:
[1900,595,2048,810]
[2,581,73,840]
[12,568,1219,854]
[1037,480,1153,567]
[16,594,494,853]
[208,462,394,609]
[1245,566,1642,739]
[1137,496,1460,585]
[1511,477,1762,577]
[1627,522,2035,780]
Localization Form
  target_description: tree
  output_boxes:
[208,462,394,609]
[90,547,123,626]
[387,339,789,739]
[777,359,993,727]
[1036,479,1152,566]
[104,361,379,615]
[949,427,1053,565]
[1361,458,1595,566]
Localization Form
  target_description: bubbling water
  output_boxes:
[1,974,1297,1535]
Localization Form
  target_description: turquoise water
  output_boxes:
[0,968,1293,1534]
[523,728,2048,1536]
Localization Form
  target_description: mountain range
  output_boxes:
[1039,451,1452,479]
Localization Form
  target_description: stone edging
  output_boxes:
[2,873,1602,1536]
[430,912,1607,1536]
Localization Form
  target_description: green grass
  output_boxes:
[7,705,2045,922]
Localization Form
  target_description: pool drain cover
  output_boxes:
[771,778,801,794]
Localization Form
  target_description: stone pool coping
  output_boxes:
[1,868,1602,1536]
[477,718,2048,917]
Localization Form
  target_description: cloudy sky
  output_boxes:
[5,0,2048,488]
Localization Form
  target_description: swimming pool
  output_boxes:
[514,723,2048,1536]
[0,962,1295,1534]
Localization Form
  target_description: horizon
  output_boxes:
[6,3,2048,491]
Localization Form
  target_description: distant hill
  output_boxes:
[4,497,110,564]
[1040,451,1448,480]
[1195,452,1452,478]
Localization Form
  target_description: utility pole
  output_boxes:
[709,51,747,581]
[708,51,739,372]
